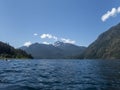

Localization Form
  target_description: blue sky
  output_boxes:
[0,0,120,47]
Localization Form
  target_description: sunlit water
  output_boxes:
[0,59,120,90]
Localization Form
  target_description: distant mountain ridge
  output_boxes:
[20,41,86,59]
[83,23,120,59]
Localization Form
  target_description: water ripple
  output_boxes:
[0,59,120,90]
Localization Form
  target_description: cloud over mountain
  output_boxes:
[24,41,32,47]
[40,34,58,40]
[31,33,76,45]
[61,38,75,44]
[40,33,76,44]
[42,41,50,45]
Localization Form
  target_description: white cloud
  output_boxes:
[53,36,58,40]
[61,38,76,44]
[24,41,32,47]
[34,33,38,36]
[40,34,52,39]
[40,33,76,44]
[118,7,120,13]
[40,34,58,40]
[42,42,50,45]
[101,7,120,22]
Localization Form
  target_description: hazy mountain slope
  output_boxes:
[20,42,86,59]
[21,43,64,59]
[84,23,120,59]
[54,41,86,57]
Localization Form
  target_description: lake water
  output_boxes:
[0,59,120,90]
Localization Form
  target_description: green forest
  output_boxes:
[0,41,32,59]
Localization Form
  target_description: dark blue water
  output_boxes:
[0,59,120,90]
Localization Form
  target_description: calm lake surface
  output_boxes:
[0,59,120,90]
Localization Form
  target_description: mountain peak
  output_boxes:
[54,41,65,47]
[117,22,120,26]
[29,42,40,47]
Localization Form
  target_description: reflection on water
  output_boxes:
[0,59,120,90]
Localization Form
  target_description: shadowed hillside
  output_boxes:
[0,41,32,59]
[83,23,120,59]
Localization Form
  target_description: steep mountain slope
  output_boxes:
[84,23,120,59]
[20,41,86,59]
[0,41,32,59]
[54,41,86,56]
